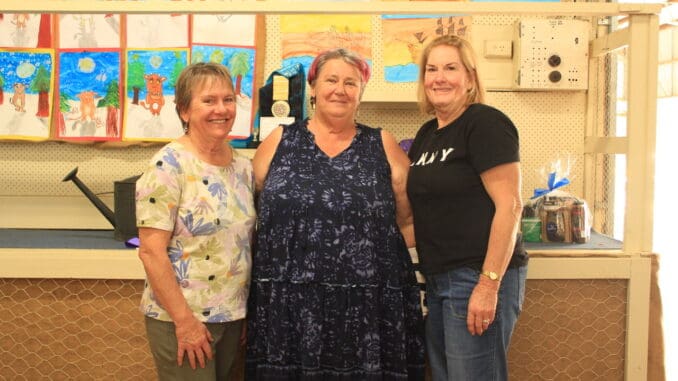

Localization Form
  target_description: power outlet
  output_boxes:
[484,40,513,59]
[513,19,589,90]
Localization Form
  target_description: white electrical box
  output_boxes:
[513,19,590,91]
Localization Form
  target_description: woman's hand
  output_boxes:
[175,316,214,369]
[466,278,499,336]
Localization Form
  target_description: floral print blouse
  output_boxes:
[136,141,255,323]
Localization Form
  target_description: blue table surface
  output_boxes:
[0,229,622,251]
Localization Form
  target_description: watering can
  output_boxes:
[62,167,141,241]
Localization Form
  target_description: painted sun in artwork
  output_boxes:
[149,55,163,69]
[78,57,96,73]
[16,61,36,78]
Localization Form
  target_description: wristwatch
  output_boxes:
[480,270,501,281]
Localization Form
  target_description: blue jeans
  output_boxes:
[425,265,527,381]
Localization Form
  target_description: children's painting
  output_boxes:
[190,14,258,140]
[382,15,472,83]
[280,15,372,77]
[0,49,54,140]
[58,14,121,49]
[0,14,51,48]
[123,49,188,141]
[56,50,122,140]
[192,14,257,47]
[191,45,256,139]
[127,15,189,48]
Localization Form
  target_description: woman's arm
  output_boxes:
[466,161,523,335]
[137,227,213,369]
[480,161,523,281]
[381,129,415,248]
[252,125,283,193]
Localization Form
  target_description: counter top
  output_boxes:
[0,229,139,279]
[0,228,623,252]
[0,228,630,280]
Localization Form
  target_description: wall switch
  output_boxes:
[484,40,513,59]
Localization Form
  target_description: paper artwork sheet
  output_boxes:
[382,15,472,83]
[190,45,256,139]
[0,49,54,140]
[280,15,372,77]
[0,14,50,48]
[127,15,189,48]
[192,14,257,46]
[190,14,258,140]
[58,14,121,49]
[123,48,188,141]
[56,50,122,141]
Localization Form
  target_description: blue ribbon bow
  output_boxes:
[531,172,570,199]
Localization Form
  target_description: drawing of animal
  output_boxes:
[139,74,166,117]
[73,15,98,48]
[77,90,98,121]
[10,83,26,112]
[11,14,29,30]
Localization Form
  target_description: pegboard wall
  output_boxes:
[265,14,588,202]
[0,14,588,209]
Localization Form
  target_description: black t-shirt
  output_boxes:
[407,103,528,276]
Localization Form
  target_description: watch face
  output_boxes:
[271,100,290,118]
[482,271,499,280]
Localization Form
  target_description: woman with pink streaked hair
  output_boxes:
[245,48,425,380]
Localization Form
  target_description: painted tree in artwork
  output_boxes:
[229,51,250,96]
[97,79,120,137]
[209,50,225,65]
[58,91,73,136]
[37,14,51,48]
[169,52,185,89]
[0,71,5,105]
[191,51,205,64]
[127,55,145,105]
[30,65,51,117]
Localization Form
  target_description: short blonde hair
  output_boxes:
[174,62,234,131]
[417,35,485,116]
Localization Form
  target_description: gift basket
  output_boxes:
[522,158,592,244]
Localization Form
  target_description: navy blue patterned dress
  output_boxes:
[246,119,425,380]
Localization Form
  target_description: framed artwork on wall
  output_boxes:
[280,14,372,78]
[0,11,264,144]
[0,13,53,141]
[0,13,51,49]
[191,14,260,140]
[0,49,54,141]
[54,14,123,141]
[57,14,121,49]
[56,49,122,140]
[123,48,188,141]
[382,14,472,83]
[126,14,189,49]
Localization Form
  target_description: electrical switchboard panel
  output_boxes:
[513,19,590,90]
